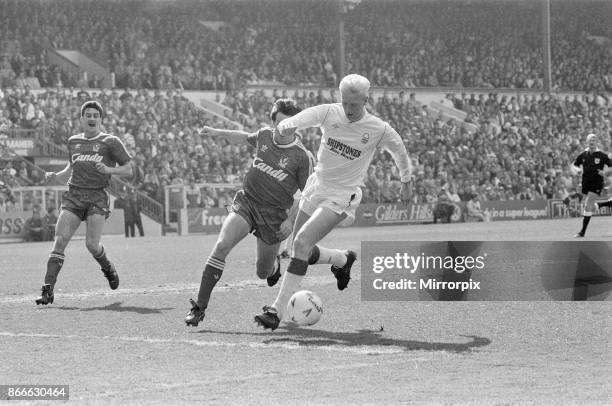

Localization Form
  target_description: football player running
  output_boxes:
[254,74,414,330]
[572,133,612,237]
[185,99,313,326]
[36,101,132,305]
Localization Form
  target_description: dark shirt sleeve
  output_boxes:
[246,129,261,148]
[573,152,583,167]
[110,137,132,165]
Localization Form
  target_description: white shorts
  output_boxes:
[299,173,362,226]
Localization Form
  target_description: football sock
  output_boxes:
[271,258,308,319]
[93,246,112,271]
[311,245,347,267]
[197,257,225,310]
[580,214,592,234]
[44,251,65,286]
[307,245,320,265]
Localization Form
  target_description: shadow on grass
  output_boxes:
[195,325,490,353]
[55,302,173,314]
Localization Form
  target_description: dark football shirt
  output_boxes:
[67,132,132,189]
[244,128,312,210]
[574,149,612,185]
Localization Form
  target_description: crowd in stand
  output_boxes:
[0,0,612,214]
[2,82,610,214]
[0,0,611,92]
[0,85,249,207]
[224,87,612,205]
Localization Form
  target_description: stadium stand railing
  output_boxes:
[0,144,47,187]
[37,138,71,159]
[109,176,165,226]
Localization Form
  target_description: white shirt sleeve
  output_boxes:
[277,104,331,132]
[378,124,413,183]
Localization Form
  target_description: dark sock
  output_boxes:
[44,251,65,287]
[581,215,591,234]
[307,245,320,265]
[93,246,112,271]
[286,257,309,276]
[197,257,225,310]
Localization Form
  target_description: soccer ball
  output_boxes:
[286,290,323,326]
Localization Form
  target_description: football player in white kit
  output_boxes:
[255,74,414,330]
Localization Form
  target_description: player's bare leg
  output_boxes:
[279,233,293,259]
[36,210,81,305]
[255,207,345,330]
[575,192,598,237]
[293,209,357,290]
[186,212,250,326]
[86,214,118,289]
[256,239,282,287]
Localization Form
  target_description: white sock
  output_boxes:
[271,271,303,320]
[316,247,347,267]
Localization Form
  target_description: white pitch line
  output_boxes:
[73,357,432,402]
[0,330,412,356]
[0,275,358,305]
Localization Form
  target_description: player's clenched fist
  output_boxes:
[95,162,112,174]
[200,126,218,137]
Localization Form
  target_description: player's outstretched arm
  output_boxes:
[380,127,413,180]
[379,126,414,202]
[45,163,72,185]
[200,125,253,144]
[277,104,331,136]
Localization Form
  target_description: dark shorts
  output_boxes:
[230,190,287,245]
[62,186,110,221]
[582,182,603,196]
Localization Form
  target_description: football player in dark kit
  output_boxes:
[36,101,133,305]
[572,133,612,237]
[185,99,313,326]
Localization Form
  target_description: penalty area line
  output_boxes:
[0,275,354,305]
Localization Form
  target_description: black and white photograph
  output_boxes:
[0,0,610,404]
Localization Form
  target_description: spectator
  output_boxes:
[113,190,133,238]
[185,181,202,208]
[128,189,144,237]
[43,207,58,241]
[465,195,489,222]
[433,191,455,224]
[24,207,44,242]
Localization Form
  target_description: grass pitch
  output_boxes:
[1,217,610,405]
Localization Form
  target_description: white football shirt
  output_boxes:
[277,103,412,190]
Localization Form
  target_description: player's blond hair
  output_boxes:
[339,74,370,97]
